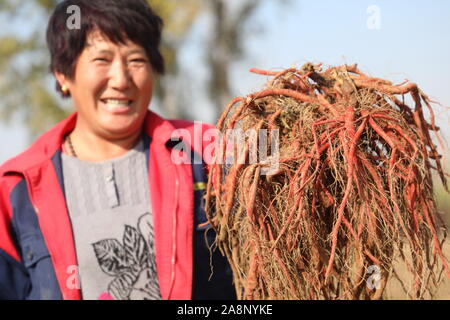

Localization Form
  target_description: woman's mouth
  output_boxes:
[100,99,134,114]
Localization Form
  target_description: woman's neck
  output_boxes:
[67,126,142,162]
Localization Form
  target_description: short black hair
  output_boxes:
[46,0,164,98]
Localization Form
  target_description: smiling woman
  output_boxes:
[0,0,236,301]
[47,0,163,161]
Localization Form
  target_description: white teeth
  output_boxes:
[103,99,131,106]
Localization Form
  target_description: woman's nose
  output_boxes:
[109,60,131,90]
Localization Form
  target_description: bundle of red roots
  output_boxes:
[205,63,450,300]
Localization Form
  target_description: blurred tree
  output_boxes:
[205,0,290,119]
[207,0,261,119]
[146,0,202,119]
[0,0,64,137]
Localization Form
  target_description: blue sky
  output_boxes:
[2,0,450,163]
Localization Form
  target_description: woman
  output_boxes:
[0,0,235,300]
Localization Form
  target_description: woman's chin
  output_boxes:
[97,117,144,139]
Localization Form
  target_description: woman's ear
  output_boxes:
[54,71,68,89]
[54,72,72,96]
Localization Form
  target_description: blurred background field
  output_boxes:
[432,155,450,300]
[436,163,450,228]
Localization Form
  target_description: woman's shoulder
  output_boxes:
[0,114,76,175]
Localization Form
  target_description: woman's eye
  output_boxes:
[130,59,147,64]
[94,58,109,62]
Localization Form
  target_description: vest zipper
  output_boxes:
[167,172,179,299]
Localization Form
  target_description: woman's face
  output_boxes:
[57,31,153,139]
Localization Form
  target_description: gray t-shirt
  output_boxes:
[61,140,161,300]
